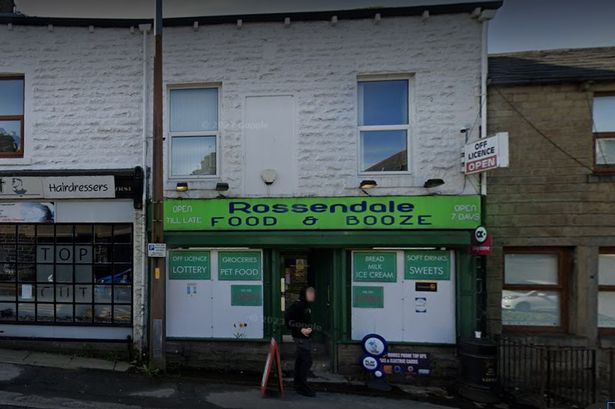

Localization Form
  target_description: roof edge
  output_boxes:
[0,1,502,28]
[489,45,615,58]
[489,78,615,87]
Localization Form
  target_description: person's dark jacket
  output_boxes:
[285,287,313,339]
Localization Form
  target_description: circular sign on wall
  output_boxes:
[361,334,388,357]
[474,226,488,243]
[361,355,379,372]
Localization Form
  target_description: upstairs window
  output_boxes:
[169,87,219,177]
[358,79,411,173]
[0,76,24,158]
[593,94,615,172]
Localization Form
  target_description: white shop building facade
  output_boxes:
[0,14,148,354]
[158,1,501,379]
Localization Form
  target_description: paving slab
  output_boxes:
[0,349,30,365]
[206,389,453,409]
[0,348,130,373]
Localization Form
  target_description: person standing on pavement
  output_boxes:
[285,286,316,397]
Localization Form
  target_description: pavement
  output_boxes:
[0,348,464,409]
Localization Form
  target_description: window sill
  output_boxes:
[0,157,32,166]
[599,334,615,348]
[501,332,588,346]
[587,173,615,183]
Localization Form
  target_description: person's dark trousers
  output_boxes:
[293,338,313,389]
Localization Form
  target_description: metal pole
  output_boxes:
[149,0,166,370]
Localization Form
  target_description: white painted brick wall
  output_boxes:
[162,14,483,197]
[0,25,145,169]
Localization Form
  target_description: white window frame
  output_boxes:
[357,75,414,176]
[167,84,221,180]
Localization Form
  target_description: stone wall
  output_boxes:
[162,14,484,197]
[487,81,615,399]
[0,24,148,351]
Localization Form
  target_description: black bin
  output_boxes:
[458,338,499,403]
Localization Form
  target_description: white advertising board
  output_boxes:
[351,250,456,344]
[166,249,264,339]
[464,132,509,175]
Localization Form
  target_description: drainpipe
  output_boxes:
[476,9,496,335]
[138,22,151,355]
[478,10,496,196]
[139,24,151,187]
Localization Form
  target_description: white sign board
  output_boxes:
[43,176,115,199]
[147,243,167,258]
[0,176,115,199]
[464,132,509,175]
[0,177,44,198]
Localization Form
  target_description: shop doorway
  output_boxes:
[280,249,333,350]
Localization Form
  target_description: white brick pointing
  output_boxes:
[0,13,483,349]
[0,25,144,169]
[162,14,482,197]
[0,25,147,349]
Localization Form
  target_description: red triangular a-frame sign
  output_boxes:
[260,337,285,398]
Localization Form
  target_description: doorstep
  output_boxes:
[0,348,131,372]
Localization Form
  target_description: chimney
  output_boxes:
[0,0,14,14]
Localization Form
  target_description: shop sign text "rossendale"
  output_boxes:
[164,196,481,231]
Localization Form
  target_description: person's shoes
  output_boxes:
[295,385,316,397]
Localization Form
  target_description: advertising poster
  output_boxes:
[0,202,54,223]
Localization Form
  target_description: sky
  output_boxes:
[13,0,615,53]
[488,0,615,53]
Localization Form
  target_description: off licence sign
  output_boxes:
[464,132,509,175]
[168,251,211,280]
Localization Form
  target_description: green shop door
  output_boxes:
[280,249,333,347]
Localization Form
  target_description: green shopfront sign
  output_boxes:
[218,251,262,281]
[405,250,451,281]
[353,252,397,282]
[164,196,481,231]
[231,285,263,306]
[168,251,211,280]
[353,286,384,308]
